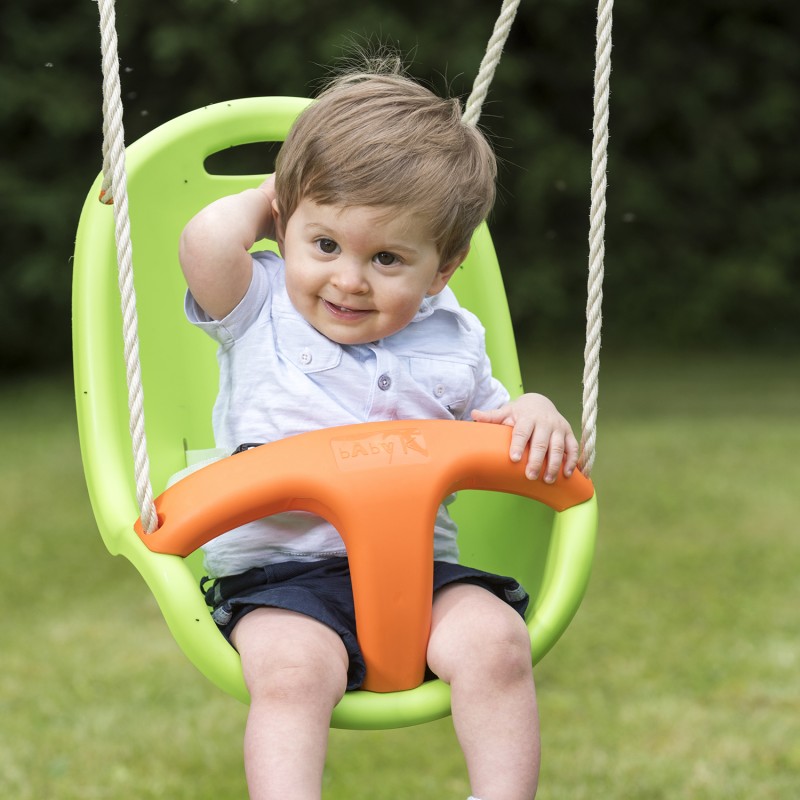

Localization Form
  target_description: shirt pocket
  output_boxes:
[408,357,476,419]
[275,315,342,374]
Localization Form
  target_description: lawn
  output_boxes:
[1,350,798,799]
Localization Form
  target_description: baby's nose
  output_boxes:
[331,260,369,293]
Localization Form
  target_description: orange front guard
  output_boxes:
[135,420,594,692]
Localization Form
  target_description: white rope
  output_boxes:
[93,0,605,518]
[466,0,610,476]
[579,0,613,477]
[462,0,521,128]
[96,0,158,533]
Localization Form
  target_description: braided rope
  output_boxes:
[579,0,613,476]
[462,0,521,127]
[466,0,610,476]
[93,0,606,526]
[96,0,158,533]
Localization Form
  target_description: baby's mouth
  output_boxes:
[322,299,371,319]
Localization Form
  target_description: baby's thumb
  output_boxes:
[471,407,500,423]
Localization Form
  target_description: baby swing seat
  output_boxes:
[73,96,598,730]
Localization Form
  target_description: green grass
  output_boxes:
[2,351,799,798]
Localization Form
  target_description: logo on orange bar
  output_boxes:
[331,427,430,471]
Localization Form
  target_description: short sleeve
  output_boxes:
[185,250,280,348]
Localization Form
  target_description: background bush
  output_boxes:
[2,0,798,372]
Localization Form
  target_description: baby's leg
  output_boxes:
[231,607,349,800]
[427,583,540,800]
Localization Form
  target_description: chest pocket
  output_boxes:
[408,357,476,419]
[275,315,342,374]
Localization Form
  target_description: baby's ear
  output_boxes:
[426,248,470,296]
[272,198,286,255]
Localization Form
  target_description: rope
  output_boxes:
[579,0,613,477]
[96,0,158,533]
[466,0,611,476]
[462,0,521,127]
[93,0,606,524]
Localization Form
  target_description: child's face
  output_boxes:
[278,199,463,345]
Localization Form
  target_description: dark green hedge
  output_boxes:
[2,0,798,371]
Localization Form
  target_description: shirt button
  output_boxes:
[434,384,446,397]
[378,373,392,391]
[300,348,312,365]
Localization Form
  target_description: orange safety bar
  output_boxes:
[135,419,594,692]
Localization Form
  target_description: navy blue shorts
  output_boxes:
[202,558,529,690]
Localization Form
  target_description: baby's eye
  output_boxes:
[316,238,339,255]
[374,251,400,267]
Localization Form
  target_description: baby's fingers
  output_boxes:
[474,407,532,463]
[508,419,536,464]
[539,430,567,484]
[563,431,580,477]
[470,406,513,426]
[525,425,564,483]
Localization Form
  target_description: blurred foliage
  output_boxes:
[1,0,798,372]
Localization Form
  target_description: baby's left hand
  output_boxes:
[471,393,579,483]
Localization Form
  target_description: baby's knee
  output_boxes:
[234,611,349,703]
[247,639,348,703]
[430,588,533,685]
[478,614,533,683]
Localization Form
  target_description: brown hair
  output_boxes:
[274,68,497,265]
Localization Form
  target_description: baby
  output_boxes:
[180,65,578,800]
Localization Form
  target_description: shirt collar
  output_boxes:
[411,287,473,332]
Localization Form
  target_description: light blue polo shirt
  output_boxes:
[187,250,509,577]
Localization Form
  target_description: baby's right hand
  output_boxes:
[180,174,280,320]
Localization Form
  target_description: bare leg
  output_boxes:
[427,583,541,800]
[231,608,349,800]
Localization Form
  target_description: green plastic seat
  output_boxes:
[72,96,597,730]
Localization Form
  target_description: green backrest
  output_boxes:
[73,97,596,729]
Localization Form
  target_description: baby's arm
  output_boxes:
[179,176,278,320]
[471,394,579,483]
